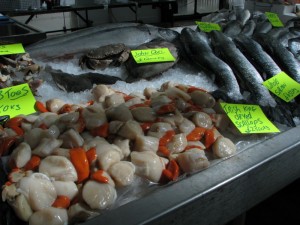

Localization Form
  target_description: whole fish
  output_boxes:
[254,33,300,83]
[180,28,243,101]
[210,31,276,107]
[49,69,122,92]
[26,23,180,60]
[125,39,179,81]
[234,34,281,79]
[234,34,296,127]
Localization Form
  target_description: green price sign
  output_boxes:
[220,103,280,134]
[0,83,37,118]
[131,48,176,64]
[265,12,284,27]
[263,71,300,102]
[0,43,25,55]
[195,21,221,32]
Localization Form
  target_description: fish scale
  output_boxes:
[254,33,300,83]
[180,28,243,102]
[234,34,282,80]
[210,31,277,107]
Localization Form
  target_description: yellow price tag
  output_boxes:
[0,43,25,55]
[0,83,36,118]
[265,12,284,27]
[220,103,280,134]
[131,48,175,64]
[263,71,300,102]
[195,21,221,32]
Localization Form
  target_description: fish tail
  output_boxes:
[261,105,296,127]
[210,89,244,104]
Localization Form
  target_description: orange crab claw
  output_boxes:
[52,195,71,209]
[159,130,175,146]
[35,101,49,113]
[90,170,109,184]
[186,127,206,141]
[69,148,89,184]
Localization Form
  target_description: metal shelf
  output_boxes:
[81,126,300,225]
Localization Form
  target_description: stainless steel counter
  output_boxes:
[81,125,300,225]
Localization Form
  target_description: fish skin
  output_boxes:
[234,34,282,79]
[254,33,300,83]
[180,27,243,101]
[254,21,273,34]
[234,34,296,127]
[237,9,251,26]
[288,37,300,61]
[50,69,122,92]
[125,39,179,81]
[26,23,180,60]
[223,20,242,38]
[268,27,298,48]
[241,19,256,37]
[210,31,277,107]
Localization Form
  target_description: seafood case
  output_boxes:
[1,3,300,225]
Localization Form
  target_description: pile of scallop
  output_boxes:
[1,82,236,225]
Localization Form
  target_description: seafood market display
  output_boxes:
[1,82,236,224]
[0,53,42,94]
[1,7,300,225]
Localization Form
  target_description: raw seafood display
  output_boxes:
[1,82,236,224]
[0,54,42,94]
[1,7,300,225]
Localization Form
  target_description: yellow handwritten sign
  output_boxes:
[0,43,25,55]
[265,12,284,27]
[0,83,36,118]
[220,103,280,134]
[195,21,221,32]
[131,48,176,64]
[263,71,300,102]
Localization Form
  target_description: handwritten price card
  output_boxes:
[131,48,175,64]
[263,71,300,102]
[220,103,280,134]
[0,83,36,118]
[265,12,284,27]
[0,43,25,55]
[195,21,221,32]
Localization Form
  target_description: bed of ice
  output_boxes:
[35,57,218,104]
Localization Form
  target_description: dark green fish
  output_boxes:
[234,34,296,127]
[234,34,281,79]
[210,31,277,107]
[254,33,300,83]
[180,27,243,102]
[50,69,122,92]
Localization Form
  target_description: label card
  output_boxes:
[195,21,221,32]
[265,12,284,27]
[220,103,280,134]
[0,43,25,55]
[131,48,176,64]
[263,71,300,102]
[0,83,36,118]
